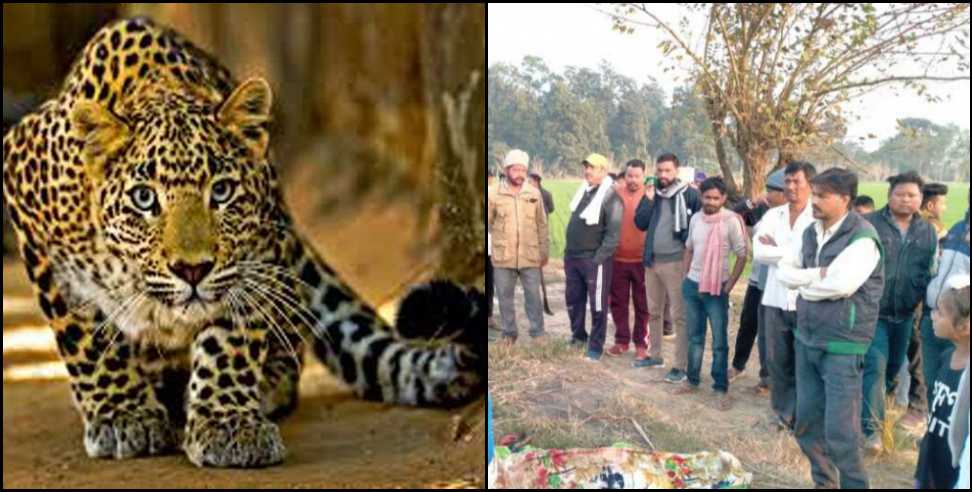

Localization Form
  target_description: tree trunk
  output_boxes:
[740,140,770,200]
[776,148,796,171]
[701,89,740,199]
[713,132,741,199]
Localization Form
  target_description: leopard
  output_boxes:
[2,16,485,468]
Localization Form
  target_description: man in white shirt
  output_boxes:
[752,161,817,430]
[777,168,884,490]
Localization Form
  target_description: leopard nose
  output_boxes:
[169,261,214,287]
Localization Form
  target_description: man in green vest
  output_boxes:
[776,168,885,489]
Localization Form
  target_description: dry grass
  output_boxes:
[488,263,921,489]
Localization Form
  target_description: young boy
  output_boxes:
[915,275,970,489]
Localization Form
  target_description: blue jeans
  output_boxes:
[920,306,955,406]
[862,316,913,437]
[682,279,730,393]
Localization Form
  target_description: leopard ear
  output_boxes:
[217,77,272,158]
[70,100,130,184]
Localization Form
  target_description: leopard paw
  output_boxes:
[83,409,177,459]
[184,412,286,468]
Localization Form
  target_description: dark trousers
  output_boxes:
[904,321,927,411]
[565,258,613,356]
[487,255,494,319]
[862,316,913,437]
[890,309,928,412]
[795,341,869,489]
[764,307,797,428]
[683,279,731,393]
[732,284,768,383]
[609,260,649,348]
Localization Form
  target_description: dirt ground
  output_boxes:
[488,259,922,489]
[3,260,485,489]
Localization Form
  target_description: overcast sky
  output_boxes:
[488,3,971,152]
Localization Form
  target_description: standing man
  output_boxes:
[607,160,650,360]
[633,153,702,382]
[861,171,937,453]
[778,168,884,489]
[673,177,749,411]
[894,182,949,428]
[729,169,789,391]
[487,150,550,344]
[752,161,817,430]
[564,153,623,362]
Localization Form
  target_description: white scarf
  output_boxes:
[569,176,614,226]
[657,179,691,233]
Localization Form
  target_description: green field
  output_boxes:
[544,179,970,260]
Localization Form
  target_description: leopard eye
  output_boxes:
[129,186,157,212]
[211,179,237,205]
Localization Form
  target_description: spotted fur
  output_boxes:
[2,17,484,468]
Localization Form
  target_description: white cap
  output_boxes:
[503,149,529,169]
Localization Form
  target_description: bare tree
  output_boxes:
[609,3,970,197]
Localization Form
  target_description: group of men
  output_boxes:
[486,148,969,488]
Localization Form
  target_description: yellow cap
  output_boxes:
[582,153,609,169]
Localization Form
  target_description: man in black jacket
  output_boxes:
[564,153,623,362]
[861,171,938,453]
[632,153,702,383]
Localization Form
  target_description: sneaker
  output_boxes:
[632,357,665,369]
[634,346,648,361]
[728,367,743,383]
[663,329,675,340]
[664,369,687,384]
[606,344,630,357]
[585,351,602,362]
[569,338,588,349]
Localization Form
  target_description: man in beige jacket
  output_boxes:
[487,149,550,344]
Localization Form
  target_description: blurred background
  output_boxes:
[3,4,485,488]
